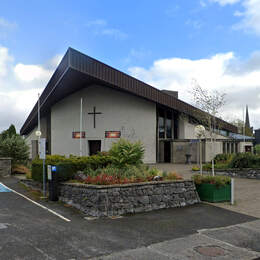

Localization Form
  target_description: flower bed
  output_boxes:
[59,180,200,217]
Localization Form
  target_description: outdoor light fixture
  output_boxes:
[195,125,205,138]
[35,130,42,137]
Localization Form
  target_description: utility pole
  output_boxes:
[80,98,83,157]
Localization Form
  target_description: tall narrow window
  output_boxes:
[166,111,172,138]
[158,108,165,139]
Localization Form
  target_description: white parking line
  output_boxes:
[0,182,71,222]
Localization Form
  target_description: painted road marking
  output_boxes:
[0,183,11,192]
[0,182,71,222]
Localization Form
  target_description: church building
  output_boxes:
[20,48,252,163]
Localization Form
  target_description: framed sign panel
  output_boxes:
[105,131,121,138]
[72,131,86,139]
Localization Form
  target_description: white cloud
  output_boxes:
[0,17,16,29]
[13,54,62,84]
[0,17,17,39]
[0,46,13,77]
[211,0,260,36]
[210,0,241,5]
[14,64,52,82]
[86,19,128,40]
[200,1,207,7]
[128,52,260,128]
[234,0,260,35]
[0,46,60,131]
[100,28,128,39]
[86,19,107,27]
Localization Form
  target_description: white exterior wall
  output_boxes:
[51,85,157,163]
[205,141,223,162]
[179,116,229,140]
[25,118,47,159]
[238,141,253,153]
[25,127,37,159]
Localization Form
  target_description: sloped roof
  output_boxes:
[20,47,238,135]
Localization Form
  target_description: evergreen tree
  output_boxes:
[0,124,29,165]
[1,124,17,140]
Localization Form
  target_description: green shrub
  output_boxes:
[31,154,113,183]
[80,165,182,185]
[228,153,260,169]
[192,174,231,187]
[214,153,233,163]
[255,145,260,155]
[0,135,29,165]
[31,162,43,182]
[31,161,75,182]
[192,166,200,171]
[68,154,113,171]
[84,164,151,179]
[202,163,211,171]
[203,162,229,171]
[109,139,145,167]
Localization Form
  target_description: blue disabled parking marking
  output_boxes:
[0,183,11,192]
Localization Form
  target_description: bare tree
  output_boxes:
[191,79,226,176]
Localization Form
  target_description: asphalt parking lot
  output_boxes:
[0,177,259,259]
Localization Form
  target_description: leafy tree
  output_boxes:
[191,80,226,176]
[229,119,253,136]
[0,135,29,165]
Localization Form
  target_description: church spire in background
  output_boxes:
[245,105,250,129]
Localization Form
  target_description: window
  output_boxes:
[166,119,172,138]
[166,111,172,138]
[159,117,165,138]
[158,108,174,139]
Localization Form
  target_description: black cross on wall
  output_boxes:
[88,106,102,128]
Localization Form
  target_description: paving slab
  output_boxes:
[90,233,260,260]
[201,224,260,253]
[91,247,171,260]
[241,219,260,232]
[152,164,260,219]
[150,233,260,260]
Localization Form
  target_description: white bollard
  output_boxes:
[231,178,234,205]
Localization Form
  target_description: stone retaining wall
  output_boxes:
[214,169,260,179]
[59,180,200,217]
[0,158,11,177]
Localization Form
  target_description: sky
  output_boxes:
[1,0,260,132]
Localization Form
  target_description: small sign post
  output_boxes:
[231,178,234,205]
[39,138,46,198]
[47,165,52,181]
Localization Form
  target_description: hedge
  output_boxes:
[31,162,75,183]
[31,154,113,183]
[229,153,260,169]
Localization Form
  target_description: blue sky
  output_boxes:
[1,0,260,130]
